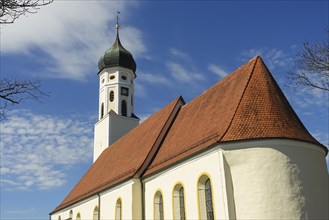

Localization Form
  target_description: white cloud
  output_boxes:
[166,62,205,83]
[169,48,191,62]
[287,86,329,110]
[241,48,293,70]
[139,72,171,86]
[1,0,145,81]
[208,64,228,78]
[5,208,36,215]
[0,110,94,190]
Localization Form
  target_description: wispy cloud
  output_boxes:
[169,48,192,62]
[1,1,145,81]
[287,86,329,110]
[0,110,93,190]
[5,208,36,215]
[208,64,228,78]
[166,62,205,83]
[241,48,293,70]
[139,72,172,86]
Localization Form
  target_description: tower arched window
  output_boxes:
[100,103,104,119]
[115,198,122,220]
[154,191,164,220]
[121,100,127,116]
[198,175,214,220]
[173,184,186,220]
[93,206,99,220]
[58,216,61,220]
[110,91,114,102]
[69,210,73,220]
[76,213,81,220]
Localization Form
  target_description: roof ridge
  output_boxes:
[220,56,259,141]
[134,96,185,177]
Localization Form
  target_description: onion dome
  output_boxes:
[98,25,136,74]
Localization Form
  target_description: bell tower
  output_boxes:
[93,16,139,162]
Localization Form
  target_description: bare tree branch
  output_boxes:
[0,0,53,24]
[289,29,329,92]
[0,77,49,120]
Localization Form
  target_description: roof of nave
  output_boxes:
[51,96,184,213]
[51,55,327,214]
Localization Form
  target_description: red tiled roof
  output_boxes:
[52,56,327,213]
[144,56,326,176]
[51,97,183,213]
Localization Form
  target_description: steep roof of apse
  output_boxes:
[144,56,327,176]
[51,55,327,214]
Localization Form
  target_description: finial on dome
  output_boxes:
[116,11,120,30]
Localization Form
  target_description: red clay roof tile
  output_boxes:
[51,97,183,213]
[144,56,326,176]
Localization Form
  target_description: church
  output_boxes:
[50,22,328,220]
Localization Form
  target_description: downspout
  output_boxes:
[142,179,145,220]
[97,193,101,220]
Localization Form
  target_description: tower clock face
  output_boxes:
[121,87,129,96]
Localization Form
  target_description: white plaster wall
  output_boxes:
[144,149,229,220]
[51,195,98,220]
[222,139,328,219]
[51,179,142,220]
[100,179,134,220]
[93,114,110,162]
[93,112,139,162]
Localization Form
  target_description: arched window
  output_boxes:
[69,210,73,220]
[110,91,114,102]
[154,191,164,220]
[58,216,61,220]
[115,198,122,220]
[93,206,99,220]
[173,184,186,220]
[100,103,104,119]
[198,175,214,220]
[76,213,81,220]
[121,100,127,116]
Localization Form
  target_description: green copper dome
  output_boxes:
[98,31,136,74]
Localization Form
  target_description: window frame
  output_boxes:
[93,206,99,220]
[121,100,127,116]
[115,198,122,220]
[154,190,164,220]
[172,183,186,220]
[110,91,114,102]
[197,174,215,220]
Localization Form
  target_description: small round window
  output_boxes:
[110,75,115,80]
[121,75,127,80]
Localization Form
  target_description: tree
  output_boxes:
[0,0,53,24]
[1,0,52,119]
[0,78,48,120]
[289,29,329,92]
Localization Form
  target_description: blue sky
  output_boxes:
[1,1,328,219]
